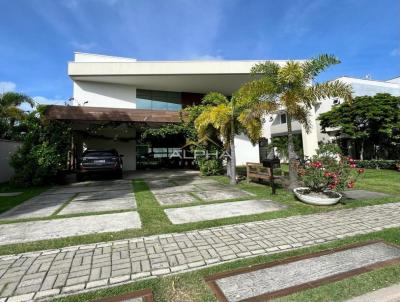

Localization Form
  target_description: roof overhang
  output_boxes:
[44,105,181,123]
[68,59,303,95]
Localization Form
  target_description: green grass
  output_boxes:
[356,168,400,195]
[0,169,398,255]
[53,227,400,302]
[0,182,48,214]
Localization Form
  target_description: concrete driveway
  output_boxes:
[0,179,141,245]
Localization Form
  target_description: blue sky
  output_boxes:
[0,0,399,105]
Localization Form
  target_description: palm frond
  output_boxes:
[201,92,229,106]
[0,92,34,108]
[250,61,280,78]
[302,54,340,80]
[305,80,353,103]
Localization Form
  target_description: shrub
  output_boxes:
[197,158,223,176]
[10,110,71,186]
[298,149,364,192]
[355,160,398,170]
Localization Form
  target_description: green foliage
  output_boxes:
[319,93,400,159]
[267,135,303,158]
[10,112,71,186]
[140,122,196,144]
[0,92,35,140]
[298,149,364,192]
[235,54,352,188]
[355,160,398,170]
[196,158,223,176]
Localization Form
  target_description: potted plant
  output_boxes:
[294,145,364,205]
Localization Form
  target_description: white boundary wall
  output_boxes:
[0,140,20,182]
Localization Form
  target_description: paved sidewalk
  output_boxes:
[1,202,400,301]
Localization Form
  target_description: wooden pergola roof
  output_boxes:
[44,105,182,123]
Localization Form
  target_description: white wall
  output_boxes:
[73,81,137,109]
[82,138,136,171]
[0,140,20,182]
[234,133,260,165]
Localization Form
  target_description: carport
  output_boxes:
[44,105,182,172]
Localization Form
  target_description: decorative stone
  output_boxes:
[207,241,400,302]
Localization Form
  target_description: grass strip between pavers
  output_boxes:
[0,172,398,255]
[52,227,400,302]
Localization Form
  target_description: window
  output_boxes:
[136,89,182,111]
[333,98,340,105]
[280,113,287,124]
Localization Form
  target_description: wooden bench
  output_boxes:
[246,162,284,194]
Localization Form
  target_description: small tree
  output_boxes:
[319,93,400,160]
[194,92,263,184]
[236,55,353,189]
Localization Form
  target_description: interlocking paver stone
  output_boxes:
[214,242,400,302]
[1,203,400,300]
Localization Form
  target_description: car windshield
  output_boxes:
[83,151,116,157]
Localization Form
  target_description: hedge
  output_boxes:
[355,160,399,170]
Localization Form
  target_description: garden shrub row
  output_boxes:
[355,160,399,170]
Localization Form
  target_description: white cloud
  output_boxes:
[0,81,17,93]
[391,47,400,57]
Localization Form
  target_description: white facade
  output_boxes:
[69,53,294,169]
[263,76,400,158]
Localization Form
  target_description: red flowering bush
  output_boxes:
[298,149,364,192]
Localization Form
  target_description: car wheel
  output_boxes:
[76,173,84,182]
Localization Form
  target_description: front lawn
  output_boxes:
[0,168,398,256]
[0,182,47,214]
[54,227,400,302]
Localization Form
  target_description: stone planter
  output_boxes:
[293,187,342,206]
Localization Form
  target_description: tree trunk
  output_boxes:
[287,114,298,190]
[229,128,237,185]
[360,139,364,160]
[226,155,231,177]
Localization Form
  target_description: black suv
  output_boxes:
[77,149,123,181]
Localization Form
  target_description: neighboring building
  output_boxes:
[45,52,302,170]
[262,76,400,160]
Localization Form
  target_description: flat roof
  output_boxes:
[44,105,181,123]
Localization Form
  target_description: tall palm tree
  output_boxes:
[236,54,353,189]
[194,92,262,184]
[0,92,34,138]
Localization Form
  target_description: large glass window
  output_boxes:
[136,89,182,111]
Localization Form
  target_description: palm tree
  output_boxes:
[236,54,353,189]
[0,92,34,138]
[194,92,262,184]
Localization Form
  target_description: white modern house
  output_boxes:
[45,52,400,171]
[262,75,400,160]
[46,52,299,171]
